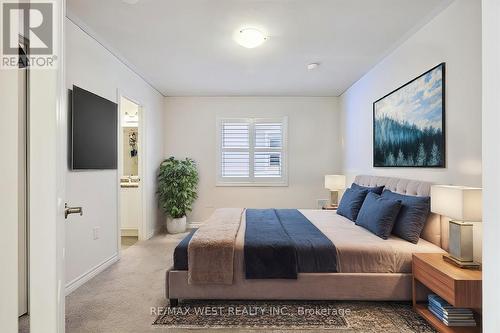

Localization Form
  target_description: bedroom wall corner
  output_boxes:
[339,0,482,188]
[163,96,342,223]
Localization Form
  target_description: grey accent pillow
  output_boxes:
[355,192,402,239]
[381,190,430,244]
[351,183,385,195]
[336,188,369,222]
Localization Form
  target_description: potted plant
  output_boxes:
[158,157,199,234]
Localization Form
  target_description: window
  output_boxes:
[217,117,288,186]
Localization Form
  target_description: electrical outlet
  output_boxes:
[317,199,329,209]
[93,227,100,240]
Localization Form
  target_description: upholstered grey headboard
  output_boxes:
[354,175,447,250]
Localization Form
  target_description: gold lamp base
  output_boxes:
[443,254,481,270]
[330,191,339,207]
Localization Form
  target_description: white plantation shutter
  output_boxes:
[254,121,283,178]
[254,152,282,177]
[221,122,250,177]
[217,117,287,185]
[221,152,250,177]
[222,122,249,149]
[255,122,282,149]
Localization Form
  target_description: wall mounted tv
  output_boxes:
[70,85,118,170]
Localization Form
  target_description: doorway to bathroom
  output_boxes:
[118,96,144,251]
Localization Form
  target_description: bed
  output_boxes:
[165,175,448,304]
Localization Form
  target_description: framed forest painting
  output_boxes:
[373,63,445,167]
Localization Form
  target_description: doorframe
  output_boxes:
[18,35,30,318]
[117,91,147,256]
[0,38,23,333]
[28,0,66,331]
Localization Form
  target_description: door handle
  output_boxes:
[65,203,83,219]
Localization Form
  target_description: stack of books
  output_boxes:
[427,294,476,327]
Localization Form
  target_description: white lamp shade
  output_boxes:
[430,185,482,221]
[324,175,346,191]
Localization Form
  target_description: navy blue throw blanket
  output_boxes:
[244,209,298,279]
[244,209,337,279]
[173,228,197,270]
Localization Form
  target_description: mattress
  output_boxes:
[299,209,444,273]
[174,208,444,275]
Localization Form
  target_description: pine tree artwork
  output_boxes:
[373,64,445,167]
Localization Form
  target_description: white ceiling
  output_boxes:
[67,0,451,97]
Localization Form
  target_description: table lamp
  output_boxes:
[324,175,346,208]
[430,185,482,269]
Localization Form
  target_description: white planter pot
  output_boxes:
[167,216,187,234]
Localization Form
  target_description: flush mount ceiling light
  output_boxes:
[235,28,268,48]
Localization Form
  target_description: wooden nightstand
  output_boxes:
[322,205,338,210]
[412,253,482,333]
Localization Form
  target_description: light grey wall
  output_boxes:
[481,0,500,331]
[65,19,164,286]
[164,96,342,222]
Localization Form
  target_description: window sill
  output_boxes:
[216,181,289,187]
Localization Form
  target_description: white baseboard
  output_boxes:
[65,253,119,295]
[121,228,139,237]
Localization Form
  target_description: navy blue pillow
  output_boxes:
[337,188,369,222]
[381,190,430,244]
[355,192,402,239]
[351,183,385,195]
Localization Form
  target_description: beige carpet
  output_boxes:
[66,232,186,333]
[66,232,434,333]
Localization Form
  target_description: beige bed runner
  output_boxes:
[188,208,244,285]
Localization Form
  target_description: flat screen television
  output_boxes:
[70,85,118,170]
